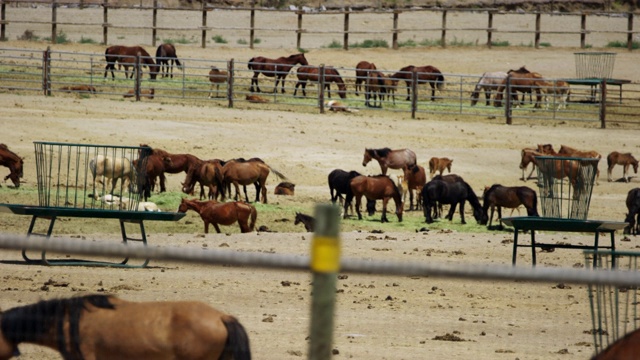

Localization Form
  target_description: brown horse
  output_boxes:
[208,66,229,98]
[0,144,23,188]
[221,158,287,204]
[248,53,308,93]
[607,151,638,182]
[178,198,257,233]
[140,145,202,192]
[123,88,155,99]
[391,65,445,101]
[346,175,403,223]
[364,70,386,108]
[591,325,640,359]
[155,43,182,79]
[362,148,417,175]
[402,163,426,211]
[104,45,159,80]
[540,79,571,110]
[294,65,347,99]
[274,181,295,195]
[133,152,171,200]
[422,177,483,224]
[0,294,251,360]
[428,157,453,177]
[181,159,225,200]
[354,60,376,96]
[480,184,539,229]
[59,85,97,93]
[380,73,398,104]
[520,148,541,181]
[558,145,602,184]
[494,69,546,108]
[624,187,640,235]
[294,212,315,232]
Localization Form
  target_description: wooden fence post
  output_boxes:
[201,2,207,48]
[627,13,634,51]
[152,0,157,47]
[343,11,349,50]
[227,59,234,108]
[250,1,255,49]
[1,0,6,42]
[411,69,417,119]
[505,75,512,125]
[600,79,607,129]
[308,203,340,360]
[318,64,325,114]
[392,10,399,50]
[487,11,493,48]
[534,12,541,48]
[135,52,141,101]
[43,47,51,96]
[441,10,447,48]
[297,10,302,50]
[580,13,586,49]
[51,0,57,44]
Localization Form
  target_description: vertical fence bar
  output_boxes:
[581,13,587,49]
[1,0,6,42]
[51,0,57,44]
[43,47,51,96]
[411,69,417,119]
[318,64,325,114]
[227,59,234,108]
[441,10,447,48]
[308,203,340,360]
[343,11,349,50]
[487,11,493,48]
[392,10,399,50]
[627,13,634,51]
[103,0,108,45]
[297,10,302,50]
[600,79,607,129]
[201,2,207,48]
[152,0,157,47]
[505,75,512,125]
[135,52,141,101]
[250,2,255,49]
[535,12,541,49]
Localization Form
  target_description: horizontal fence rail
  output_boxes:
[0,1,638,50]
[0,47,638,127]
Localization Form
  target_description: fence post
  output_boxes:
[308,203,340,360]
[135,52,141,101]
[42,47,51,96]
[1,0,6,42]
[581,13,586,49]
[318,64,325,114]
[297,10,302,50]
[505,75,512,125]
[487,11,493,48]
[627,13,634,51]
[411,69,417,119]
[600,79,607,129]
[103,0,108,45]
[227,59,234,108]
[51,0,57,44]
[440,10,447,48]
[152,0,157,47]
[392,10,399,50]
[343,11,349,50]
[201,2,207,48]
[250,1,255,49]
[534,12,541,49]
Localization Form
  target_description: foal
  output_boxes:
[178,198,257,233]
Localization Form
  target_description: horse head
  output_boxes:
[362,149,374,167]
[296,53,309,66]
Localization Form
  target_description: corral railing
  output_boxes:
[1,47,639,127]
[0,1,638,50]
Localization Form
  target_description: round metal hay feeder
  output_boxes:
[574,52,617,80]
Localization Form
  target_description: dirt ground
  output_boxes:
[1,7,640,360]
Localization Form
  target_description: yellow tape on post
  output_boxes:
[311,235,340,273]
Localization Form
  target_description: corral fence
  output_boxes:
[1,46,640,127]
[0,0,639,50]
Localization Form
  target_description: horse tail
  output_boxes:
[221,315,252,360]
[268,165,288,181]
[528,189,540,216]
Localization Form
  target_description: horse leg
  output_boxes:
[430,83,436,101]
[381,198,389,223]
[213,223,222,233]
[355,195,363,220]
[404,82,411,101]
[624,164,629,182]
[408,189,415,211]
[258,181,267,203]
[496,207,504,230]
[251,73,260,92]
[484,89,491,106]
[459,201,466,224]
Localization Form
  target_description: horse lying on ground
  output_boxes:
[294,212,315,232]
[346,174,403,223]
[325,100,359,113]
[123,88,155,99]
[0,144,24,188]
[428,157,453,177]
[0,294,251,360]
[422,177,483,224]
[178,198,257,233]
[362,147,417,175]
[607,151,638,182]
[60,85,97,93]
[246,95,269,103]
[481,184,539,229]
[274,181,295,195]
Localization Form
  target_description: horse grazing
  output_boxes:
[470,71,507,106]
[355,60,376,96]
[540,79,571,110]
[494,68,546,108]
[624,187,640,235]
[520,148,542,181]
[133,151,171,200]
[422,178,483,224]
[140,145,202,192]
[402,163,427,211]
[328,169,374,216]
[294,65,347,99]
[607,151,638,182]
[181,159,225,200]
[391,65,445,101]
[178,198,257,233]
[428,157,453,177]
[0,294,251,360]
[480,184,539,229]
[294,212,315,232]
[248,53,308,93]
[364,70,386,108]
[155,43,182,78]
[0,144,23,188]
[346,175,403,223]
[89,155,135,197]
[104,45,159,80]
[362,148,417,175]
[221,158,287,204]
[274,181,295,195]
[558,145,602,184]
[208,66,229,98]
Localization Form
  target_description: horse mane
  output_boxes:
[348,170,362,179]
[463,181,482,210]
[509,66,530,74]
[0,144,22,163]
[369,147,392,157]
[482,183,502,203]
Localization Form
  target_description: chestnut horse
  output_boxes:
[391,65,445,101]
[155,43,182,79]
[428,157,453,177]
[402,163,427,211]
[0,144,23,188]
[624,187,640,235]
[607,151,638,182]
[480,184,539,229]
[422,178,483,224]
[181,159,225,200]
[364,70,386,108]
[248,53,308,93]
[178,198,257,233]
[208,66,228,98]
[104,45,159,80]
[355,60,376,96]
[328,169,375,216]
[519,148,541,181]
[558,145,601,184]
[221,158,287,204]
[346,175,403,223]
[294,65,347,99]
[294,212,315,232]
[494,68,546,108]
[140,145,202,192]
[362,148,417,175]
[592,325,640,359]
[0,294,251,360]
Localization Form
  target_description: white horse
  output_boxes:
[470,71,507,106]
[89,155,135,197]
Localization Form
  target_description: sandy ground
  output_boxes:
[1,7,640,360]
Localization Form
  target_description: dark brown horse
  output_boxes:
[480,184,539,229]
[274,181,295,195]
[0,144,23,188]
[364,70,386,108]
[591,325,640,359]
[391,65,445,101]
[294,212,315,232]
[402,163,426,211]
[346,175,404,223]
[133,151,171,200]
[422,177,483,224]
[0,294,251,360]
[248,53,308,93]
[493,68,546,108]
[362,147,417,175]
[354,60,377,96]
[139,145,202,192]
[293,65,347,99]
[178,198,257,233]
[104,45,159,80]
[624,187,640,235]
[221,158,287,204]
[607,151,638,182]
[181,159,225,200]
[155,43,182,78]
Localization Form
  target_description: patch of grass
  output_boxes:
[253,38,262,44]
[491,40,510,47]
[212,35,228,44]
[79,36,97,44]
[584,44,593,49]
[350,39,389,48]
[539,42,552,47]
[117,36,125,40]
[43,31,70,44]
[324,39,342,48]
[398,39,417,47]
[448,36,475,47]
[606,40,640,49]
[237,38,247,45]
[419,38,442,47]
[297,48,307,53]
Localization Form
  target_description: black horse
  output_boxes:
[422,178,483,224]
[294,212,315,232]
[480,184,539,229]
[624,188,640,235]
[328,169,375,216]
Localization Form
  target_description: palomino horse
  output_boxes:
[607,151,638,182]
[0,144,23,188]
[624,187,640,235]
[221,158,287,204]
[362,148,417,175]
[346,175,403,223]
[155,43,182,79]
[248,53,308,93]
[422,177,483,224]
[0,294,251,360]
[470,71,507,106]
[181,159,225,200]
[364,70,386,108]
[178,198,257,233]
[294,65,347,99]
[104,45,159,80]
[402,163,426,211]
[89,155,135,197]
[494,68,546,108]
[294,212,315,232]
[480,184,539,229]
[391,65,445,101]
[428,157,453,177]
[208,66,229,98]
[355,60,376,96]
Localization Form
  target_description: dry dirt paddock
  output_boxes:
[0,25,640,360]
